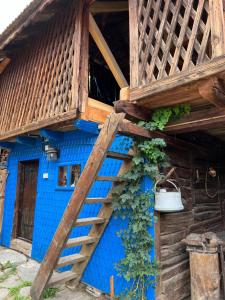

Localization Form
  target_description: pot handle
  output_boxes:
[154,179,180,192]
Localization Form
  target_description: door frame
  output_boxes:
[12,159,39,243]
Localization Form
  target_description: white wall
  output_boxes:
[0,0,32,33]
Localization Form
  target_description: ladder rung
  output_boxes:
[65,236,98,248]
[107,151,133,160]
[57,254,86,268]
[74,217,105,227]
[85,198,112,204]
[96,176,124,182]
[48,271,79,287]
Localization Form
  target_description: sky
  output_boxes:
[0,0,32,33]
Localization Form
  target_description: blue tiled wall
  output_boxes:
[0,125,155,298]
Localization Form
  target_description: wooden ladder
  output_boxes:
[30,112,133,300]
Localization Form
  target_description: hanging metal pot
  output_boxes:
[154,179,184,212]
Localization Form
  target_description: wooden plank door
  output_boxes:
[16,160,39,242]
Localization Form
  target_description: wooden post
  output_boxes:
[154,211,161,299]
[129,0,139,88]
[183,233,222,300]
[209,0,225,57]
[0,169,8,234]
[189,252,220,300]
[110,275,115,299]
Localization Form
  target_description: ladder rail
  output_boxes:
[30,113,125,300]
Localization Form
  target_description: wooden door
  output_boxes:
[16,160,39,242]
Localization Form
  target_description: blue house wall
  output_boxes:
[0,124,155,298]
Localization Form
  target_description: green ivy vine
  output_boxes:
[112,104,190,299]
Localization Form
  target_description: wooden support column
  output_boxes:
[72,0,89,112]
[209,0,225,57]
[89,13,128,89]
[0,169,8,234]
[129,0,139,88]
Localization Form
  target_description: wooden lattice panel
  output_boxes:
[138,0,213,85]
[0,0,87,138]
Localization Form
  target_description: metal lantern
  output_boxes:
[44,144,58,161]
[154,180,184,212]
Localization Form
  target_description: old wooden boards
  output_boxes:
[30,113,125,300]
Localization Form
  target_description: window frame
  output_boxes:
[56,162,82,191]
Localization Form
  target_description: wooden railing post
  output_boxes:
[209,0,225,57]
[129,0,139,88]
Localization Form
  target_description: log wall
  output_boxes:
[0,0,88,140]
[158,145,225,300]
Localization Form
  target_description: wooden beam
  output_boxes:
[16,136,37,146]
[0,58,10,74]
[90,1,128,14]
[209,0,225,57]
[165,107,225,134]
[0,142,14,149]
[198,77,225,107]
[89,13,128,88]
[118,120,208,155]
[130,55,225,108]
[74,119,99,135]
[0,110,77,141]
[114,100,150,121]
[81,98,114,124]
[40,129,64,141]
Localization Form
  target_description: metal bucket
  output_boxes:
[154,180,184,212]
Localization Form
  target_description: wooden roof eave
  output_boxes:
[0,0,61,58]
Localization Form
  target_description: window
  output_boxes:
[58,166,68,187]
[58,165,81,188]
[70,165,81,187]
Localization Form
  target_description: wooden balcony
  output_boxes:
[129,0,225,112]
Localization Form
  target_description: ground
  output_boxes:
[0,246,100,300]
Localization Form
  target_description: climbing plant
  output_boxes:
[112,104,190,299]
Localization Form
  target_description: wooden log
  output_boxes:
[118,120,208,155]
[166,107,225,134]
[189,252,220,300]
[114,100,150,121]
[160,253,189,270]
[198,77,225,107]
[161,259,189,281]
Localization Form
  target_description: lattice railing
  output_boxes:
[0,0,88,139]
[131,0,225,87]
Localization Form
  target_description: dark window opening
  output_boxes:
[89,3,129,106]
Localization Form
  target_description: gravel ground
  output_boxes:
[0,246,103,300]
